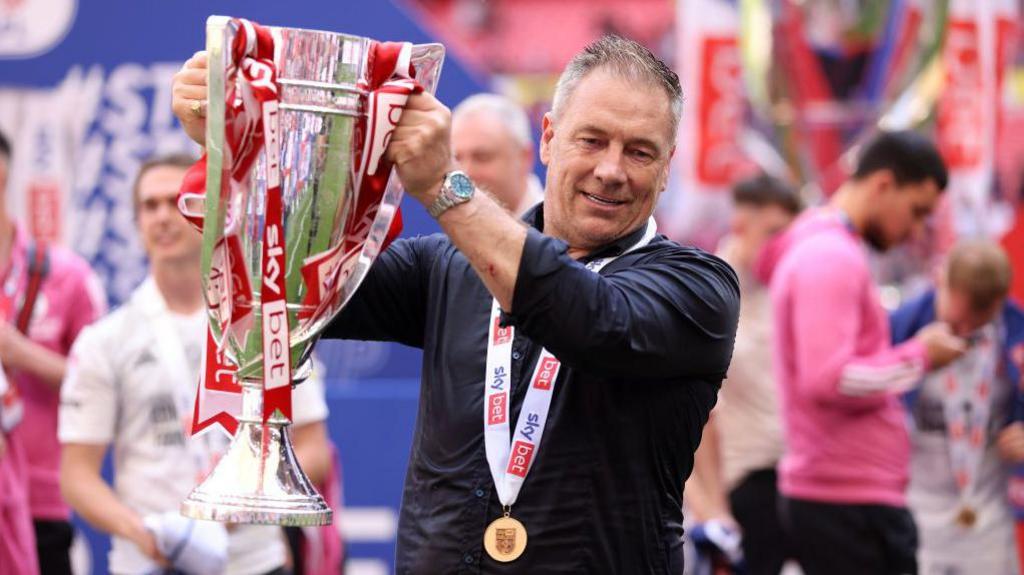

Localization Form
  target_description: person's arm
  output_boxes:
[292,421,331,486]
[288,358,332,485]
[506,232,739,378]
[60,443,166,565]
[1,261,107,390]
[785,238,963,410]
[997,422,1024,464]
[0,324,67,389]
[58,326,163,565]
[684,414,736,525]
[383,93,740,379]
[384,93,527,311]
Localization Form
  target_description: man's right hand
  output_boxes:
[172,51,209,146]
[915,322,967,370]
[126,518,168,568]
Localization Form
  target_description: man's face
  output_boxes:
[936,284,1002,338]
[862,172,941,252]
[730,203,795,260]
[540,69,675,251]
[136,165,201,264]
[452,112,532,211]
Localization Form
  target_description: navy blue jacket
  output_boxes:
[325,204,740,574]
[890,289,1024,516]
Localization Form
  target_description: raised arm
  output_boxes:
[509,231,738,378]
[785,239,964,410]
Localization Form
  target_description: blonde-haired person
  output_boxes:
[891,240,1024,575]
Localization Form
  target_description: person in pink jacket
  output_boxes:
[760,131,967,575]
[0,130,106,575]
[1,371,39,575]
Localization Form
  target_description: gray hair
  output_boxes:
[551,35,682,137]
[452,93,533,149]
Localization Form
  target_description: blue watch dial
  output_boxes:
[449,172,475,199]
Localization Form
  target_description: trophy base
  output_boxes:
[181,390,332,526]
[181,495,331,527]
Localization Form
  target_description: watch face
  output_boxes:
[449,172,475,199]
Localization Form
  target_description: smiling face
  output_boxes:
[539,69,675,253]
[136,165,201,266]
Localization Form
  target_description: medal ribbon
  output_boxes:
[943,326,997,500]
[483,218,657,507]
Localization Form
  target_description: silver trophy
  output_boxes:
[179,16,444,526]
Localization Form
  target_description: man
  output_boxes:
[172,35,739,572]
[58,155,333,575]
[759,131,968,575]
[451,93,543,216]
[891,240,1024,575]
[686,174,801,575]
[0,130,106,575]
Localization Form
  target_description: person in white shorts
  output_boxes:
[57,154,332,575]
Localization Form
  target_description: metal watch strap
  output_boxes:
[427,171,473,218]
[427,190,456,218]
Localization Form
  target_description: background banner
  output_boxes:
[1,2,485,573]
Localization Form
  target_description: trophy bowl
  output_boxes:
[180,15,444,526]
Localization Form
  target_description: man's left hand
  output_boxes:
[384,92,454,205]
[997,422,1024,463]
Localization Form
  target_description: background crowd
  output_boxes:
[2,1,1024,574]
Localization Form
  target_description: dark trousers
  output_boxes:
[34,519,73,575]
[779,496,918,575]
[728,469,791,575]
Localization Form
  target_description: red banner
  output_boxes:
[937,19,984,170]
[696,36,751,186]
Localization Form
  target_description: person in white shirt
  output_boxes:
[57,155,332,575]
[451,93,544,217]
[685,174,802,575]
[893,240,1023,575]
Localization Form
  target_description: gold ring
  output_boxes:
[189,99,205,117]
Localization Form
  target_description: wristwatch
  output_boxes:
[427,171,476,218]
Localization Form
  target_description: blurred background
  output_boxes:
[1,1,1022,573]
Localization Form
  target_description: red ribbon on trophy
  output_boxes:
[180,19,416,433]
[191,327,241,437]
[297,42,418,323]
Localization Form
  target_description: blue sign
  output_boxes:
[1,1,485,573]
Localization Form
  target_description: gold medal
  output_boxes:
[955,506,977,528]
[483,514,528,562]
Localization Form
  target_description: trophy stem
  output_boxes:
[181,381,332,526]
